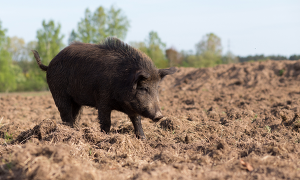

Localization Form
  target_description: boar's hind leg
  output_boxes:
[98,108,112,133]
[71,101,82,121]
[129,115,146,139]
[53,94,75,126]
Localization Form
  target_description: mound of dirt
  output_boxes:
[1,60,300,179]
[0,144,99,180]
[12,119,57,144]
[165,60,300,92]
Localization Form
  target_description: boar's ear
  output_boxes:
[133,70,150,89]
[158,67,177,80]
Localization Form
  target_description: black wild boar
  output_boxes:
[32,37,176,139]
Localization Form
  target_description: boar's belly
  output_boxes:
[67,81,98,107]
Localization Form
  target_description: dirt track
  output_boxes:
[1,60,300,180]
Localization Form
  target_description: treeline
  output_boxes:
[0,5,299,92]
[238,54,300,62]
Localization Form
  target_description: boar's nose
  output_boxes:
[153,111,164,122]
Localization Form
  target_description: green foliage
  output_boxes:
[36,20,65,66]
[30,20,65,91]
[14,71,46,92]
[254,114,258,119]
[265,125,271,133]
[0,21,6,47]
[0,20,17,92]
[180,50,197,67]
[7,36,27,62]
[145,31,168,68]
[74,8,104,43]
[4,36,39,92]
[5,162,13,170]
[193,33,223,68]
[11,63,26,83]
[89,148,92,156]
[279,69,285,76]
[222,51,239,64]
[237,54,300,62]
[68,30,77,45]
[8,37,36,72]
[131,31,168,68]
[165,48,183,67]
[0,50,17,92]
[268,55,288,60]
[240,55,265,62]
[106,6,130,40]
[196,33,222,56]
[181,33,224,68]
[69,6,130,44]
[181,33,240,67]
[197,51,223,68]
[289,54,300,60]
[4,132,13,142]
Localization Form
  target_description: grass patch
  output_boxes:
[265,125,271,133]
[279,69,285,76]
[4,132,13,142]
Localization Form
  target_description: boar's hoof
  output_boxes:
[137,135,146,140]
[62,121,75,127]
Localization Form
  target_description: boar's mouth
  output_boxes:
[139,110,164,122]
[152,111,164,122]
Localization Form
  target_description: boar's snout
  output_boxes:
[153,111,164,122]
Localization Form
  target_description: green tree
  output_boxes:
[23,41,37,74]
[74,8,99,43]
[6,36,39,91]
[7,36,26,61]
[196,33,222,55]
[7,36,36,74]
[180,50,198,67]
[238,55,266,62]
[68,30,77,45]
[195,33,223,68]
[130,41,148,54]
[222,51,238,64]
[146,31,168,68]
[166,48,183,67]
[106,6,130,40]
[131,31,168,68]
[36,20,65,66]
[29,20,65,91]
[289,54,300,60]
[69,6,129,44]
[0,51,16,92]
[0,20,17,92]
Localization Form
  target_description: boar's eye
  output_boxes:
[138,87,149,93]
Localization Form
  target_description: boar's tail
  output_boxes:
[31,50,48,71]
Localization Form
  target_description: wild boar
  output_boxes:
[32,37,176,139]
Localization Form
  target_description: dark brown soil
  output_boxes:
[1,60,300,180]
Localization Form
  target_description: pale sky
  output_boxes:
[0,0,299,57]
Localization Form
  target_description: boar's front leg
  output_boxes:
[98,107,112,133]
[129,115,146,139]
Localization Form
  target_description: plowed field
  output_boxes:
[1,60,300,180]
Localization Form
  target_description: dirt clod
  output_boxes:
[12,119,57,144]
